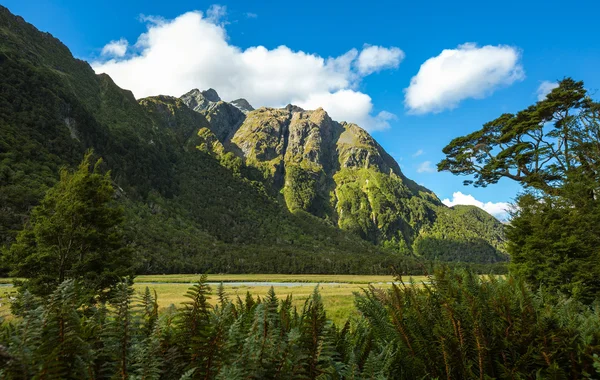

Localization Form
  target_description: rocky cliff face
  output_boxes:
[180,88,221,112]
[230,98,254,113]
[0,4,506,265]
[180,89,246,142]
[184,89,505,259]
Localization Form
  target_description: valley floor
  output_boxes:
[1,274,430,324]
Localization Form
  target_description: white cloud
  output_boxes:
[442,191,511,220]
[356,45,405,75]
[374,110,397,130]
[101,38,128,57]
[206,4,227,24]
[245,12,258,19]
[416,161,435,173]
[412,149,424,157]
[92,9,402,132]
[293,90,396,131]
[404,43,525,114]
[537,80,559,101]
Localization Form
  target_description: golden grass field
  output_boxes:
[1,274,431,324]
[135,274,427,284]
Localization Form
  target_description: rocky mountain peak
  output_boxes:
[285,104,305,113]
[230,98,254,113]
[202,88,221,102]
[0,4,508,279]
[180,88,222,112]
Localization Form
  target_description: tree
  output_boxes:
[506,193,600,303]
[438,78,600,198]
[3,151,133,297]
[438,78,600,301]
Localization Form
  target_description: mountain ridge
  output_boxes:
[182,88,505,259]
[0,5,507,274]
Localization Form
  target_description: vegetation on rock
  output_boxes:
[0,4,506,277]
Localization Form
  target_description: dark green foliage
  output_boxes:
[351,267,600,379]
[334,168,437,246]
[507,192,600,303]
[414,205,507,263]
[2,268,599,379]
[438,78,599,196]
[298,287,339,378]
[101,282,138,379]
[177,275,219,379]
[0,281,95,379]
[3,151,133,297]
[0,5,390,275]
[283,165,330,218]
[439,78,600,301]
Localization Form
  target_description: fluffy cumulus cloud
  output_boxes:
[416,161,435,173]
[404,43,525,114]
[442,191,511,221]
[295,90,398,131]
[92,9,402,131]
[537,80,559,101]
[101,38,128,57]
[356,45,405,75]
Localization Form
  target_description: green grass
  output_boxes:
[132,274,430,324]
[135,273,429,284]
[0,286,16,318]
[132,282,371,325]
[0,274,432,324]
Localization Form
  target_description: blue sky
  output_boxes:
[6,0,600,219]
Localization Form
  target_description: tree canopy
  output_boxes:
[438,78,600,198]
[3,151,133,297]
[439,78,600,302]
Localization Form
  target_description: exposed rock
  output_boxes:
[202,88,221,102]
[64,117,80,141]
[336,122,400,175]
[217,104,451,246]
[202,101,246,142]
[180,88,222,112]
[179,89,247,142]
[139,95,211,144]
[176,88,503,255]
[231,107,290,166]
[230,98,254,113]
[0,3,507,266]
[285,104,305,113]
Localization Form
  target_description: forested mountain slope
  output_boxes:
[185,88,507,262]
[0,6,506,273]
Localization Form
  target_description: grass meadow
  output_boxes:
[1,274,430,324]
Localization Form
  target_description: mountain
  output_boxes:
[195,98,507,262]
[0,6,506,275]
